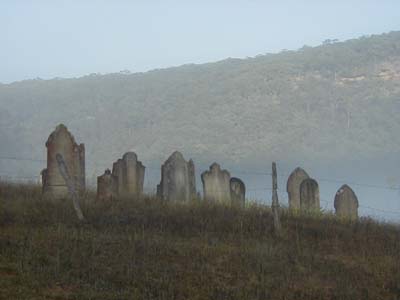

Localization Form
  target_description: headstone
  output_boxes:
[111,152,145,198]
[300,178,320,211]
[287,167,309,210]
[42,124,85,199]
[112,159,124,195]
[201,163,231,203]
[97,169,117,201]
[158,151,196,202]
[334,184,359,219]
[230,177,245,207]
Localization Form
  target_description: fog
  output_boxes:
[138,156,400,223]
[1,1,400,222]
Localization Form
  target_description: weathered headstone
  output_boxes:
[42,124,85,199]
[201,163,231,203]
[287,167,309,210]
[230,177,245,207]
[97,169,117,201]
[300,178,320,211]
[112,159,124,195]
[158,151,196,202]
[111,152,145,198]
[334,184,359,219]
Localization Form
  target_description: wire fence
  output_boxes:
[1,155,399,218]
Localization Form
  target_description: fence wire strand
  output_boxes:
[1,156,399,216]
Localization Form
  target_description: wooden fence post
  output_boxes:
[271,162,281,234]
[56,153,85,222]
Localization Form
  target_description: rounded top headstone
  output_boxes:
[287,167,310,210]
[166,151,186,163]
[287,167,309,192]
[334,184,359,209]
[300,178,318,188]
[300,178,320,211]
[230,177,245,193]
[122,152,138,161]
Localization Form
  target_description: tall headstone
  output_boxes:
[300,178,320,211]
[111,152,145,198]
[42,124,85,199]
[287,167,309,210]
[158,151,196,202]
[201,163,231,203]
[97,169,117,201]
[112,159,124,196]
[230,177,245,207]
[334,184,359,219]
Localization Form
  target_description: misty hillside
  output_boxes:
[1,31,400,180]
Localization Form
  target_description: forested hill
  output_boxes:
[1,31,400,179]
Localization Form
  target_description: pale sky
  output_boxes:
[1,0,400,83]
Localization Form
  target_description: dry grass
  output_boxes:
[0,182,399,300]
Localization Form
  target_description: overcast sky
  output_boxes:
[1,0,400,83]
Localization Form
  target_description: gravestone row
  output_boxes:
[40,124,359,218]
[97,152,145,201]
[287,167,359,218]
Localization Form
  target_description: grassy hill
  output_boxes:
[1,31,400,180]
[0,183,399,299]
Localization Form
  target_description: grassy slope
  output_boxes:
[0,183,399,300]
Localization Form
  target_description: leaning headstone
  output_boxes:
[201,163,231,203]
[334,184,359,219]
[287,167,309,210]
[230,177,245,207]
[111,152,145,198]
[300,178,320,211]
[42,124,85,199]
[158,151,196,202]
[97,169,117,201]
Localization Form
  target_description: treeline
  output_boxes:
[0,31,400,178]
